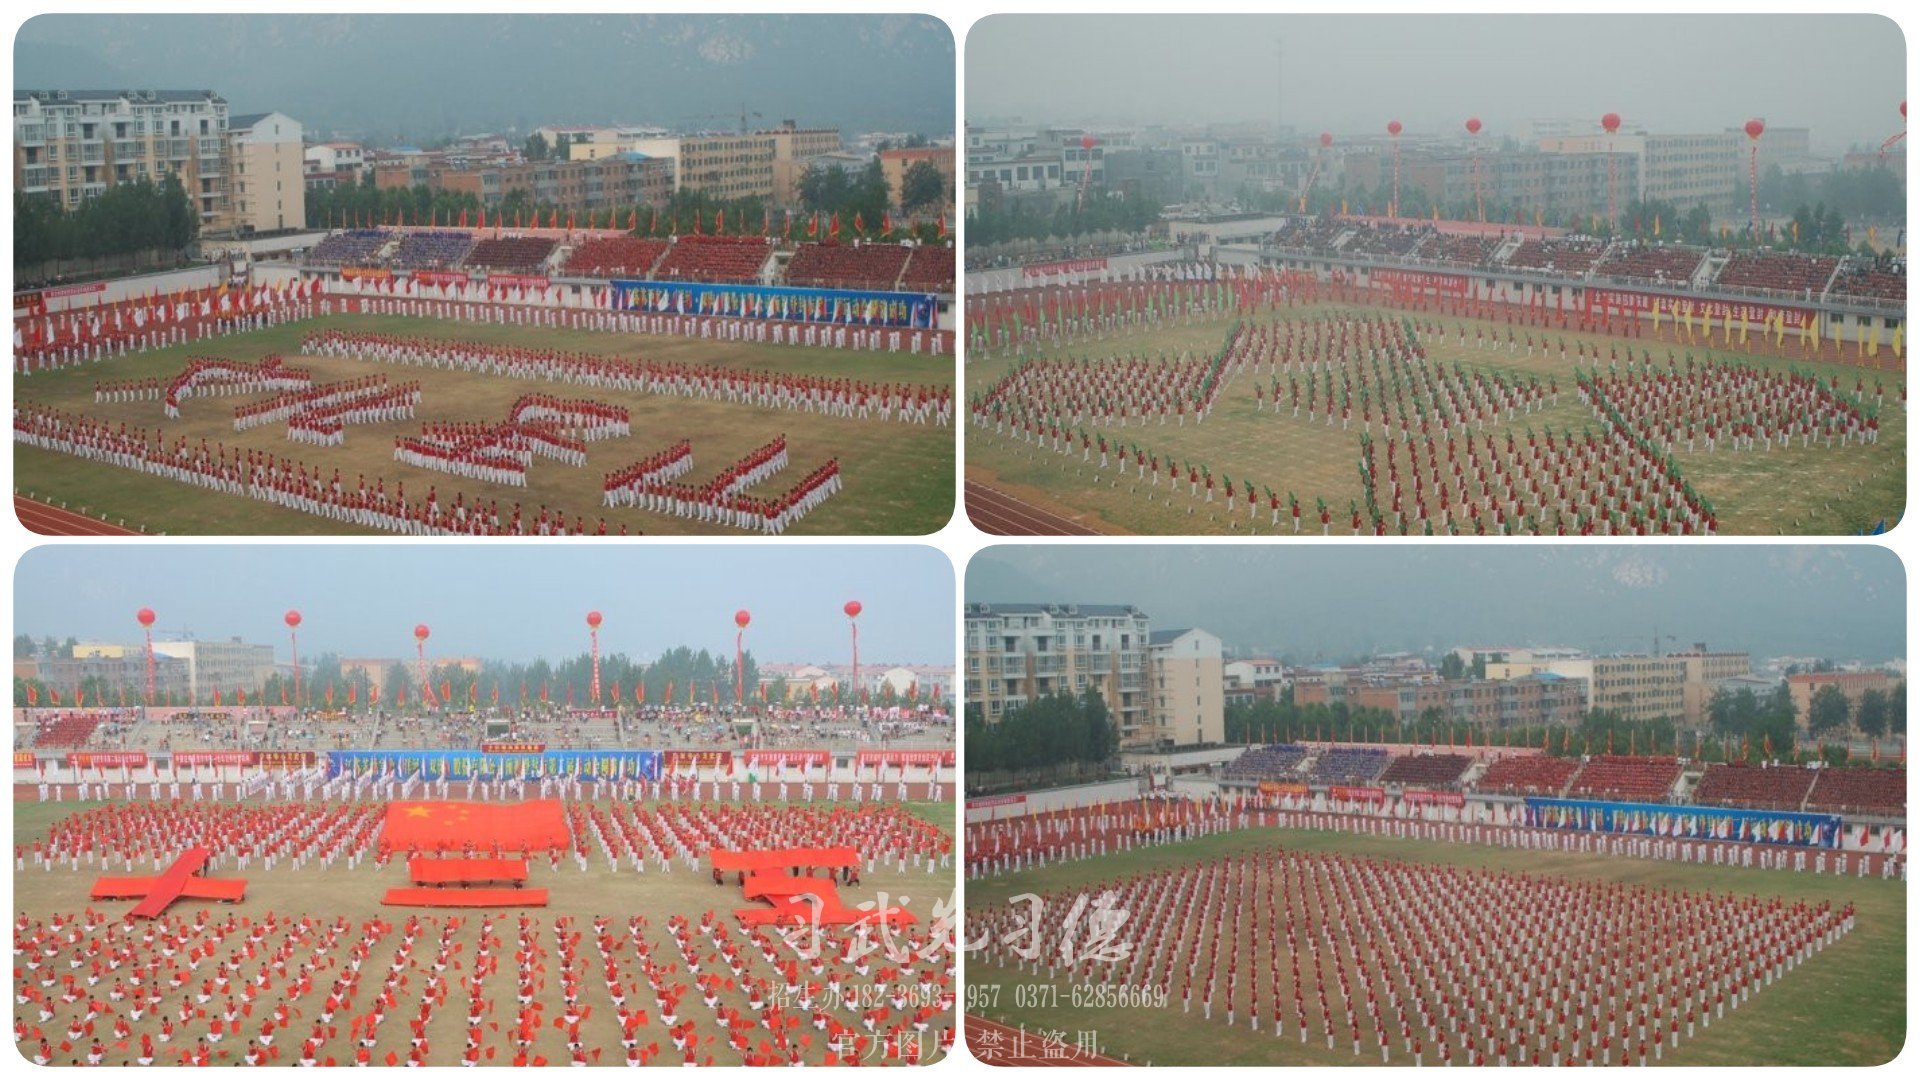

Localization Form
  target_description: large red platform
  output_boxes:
[89,848,248,918]
[381,887,549,908]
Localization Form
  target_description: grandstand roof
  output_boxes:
[966,602,1144,618]
[16,89,225,105]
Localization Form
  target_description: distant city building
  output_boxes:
[964,602,1151,740]
[627,133,776,202]
[23,642,191,703]
[878,145,955,209]
[14,88,232,227]
[425,154,675,214]
[764,120,843,205]
[226,111,305,234]
[303,141,365,189]
[1786,670,1902,734]
[1670,643,1755,726]
[149,638,277,702]
[1148,628,1225,746]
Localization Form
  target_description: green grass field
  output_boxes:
[963,826,1905,1067]
[965,305,1905,536]
[14,797,957,1066]
[15,313,955,535]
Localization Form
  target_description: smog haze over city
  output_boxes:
[967,14,1904,156]
[16,13,956,141]
[967,546,1904,665]
[16,546,955,666]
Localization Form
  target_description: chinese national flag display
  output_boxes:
[382,800,570,853]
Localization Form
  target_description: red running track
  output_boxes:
[14,495,141,535]
[965,1015,1133,1066]
[965,481,1106,535]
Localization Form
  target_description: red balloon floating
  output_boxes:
[1744,118,1765,141]
[284,610,302,629]
[1901,100,1907,119]
[414,624,431,641]
[136,608,156,628]
[1387,120,1403,136]
[1465,117,1482,135]
[734,610,752,629]
[586,610,603,629]
[1080,134,1096,151]
[1319,132,1333,148]
[1601,112,1621,134]
[844,600,863,619]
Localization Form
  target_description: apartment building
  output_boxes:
[14,88,231,226]
[963,603,1151,741]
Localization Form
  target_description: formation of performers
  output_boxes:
[970,308,1900,535]
[970,843,1852,1066]
[300,330,950,425]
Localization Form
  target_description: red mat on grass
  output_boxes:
[734,873,916,927]
[89,848,249,918]
[408,856,529,885]
[710,846,859,872]
[381,887,549,908]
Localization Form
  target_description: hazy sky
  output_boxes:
[968,14,1906,155]
[967,546,1904,665]
[16,546,953,666]
[15,14,956,140]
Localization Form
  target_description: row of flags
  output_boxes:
[19,676,938,709]
[337,204,945,240]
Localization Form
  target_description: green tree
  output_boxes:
[1854,688,1890,738]
[524,133,551,162]
[1806,684,1852,738]
[899,160,946,213]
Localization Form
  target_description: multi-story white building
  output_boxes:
[1148,628,1225,747]
[149,638,277,704]
[226,112,305,234]
[964,603,1151,740]
[14,88,231,225]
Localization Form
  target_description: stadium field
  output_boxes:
[14,795,957,1067]
[14,313,955,536]
[963,825,1905,1067]
[966,303,1904,536]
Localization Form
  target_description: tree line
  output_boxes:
[15,178,198,276]
[307,164,948,245]
[964,690,1119,775]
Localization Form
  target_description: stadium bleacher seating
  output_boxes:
[1502,236,1611,276]
[1425,234,1499,269]
[306,229,392,266]
[1268,216,1348,252]
[785,242,912,292]
[1221,743,1308,781]
[1827,256,1906,304]
[1565,755,1682,802]
[654,235,774,284]
[561,236,671,279]
[1691,762,1816,811]
[1340,222,1434,259]
[1378,752,1472,789]
[390,231,476,270]
[1592,243,1705,284]
[1713,251,1838,297]
[1473,754,1580,797]
[31,713,106,749]
[1804,767,1906,815]
[1307,746,1390,785]
[464,236,559,273]
[898,245,956,292]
